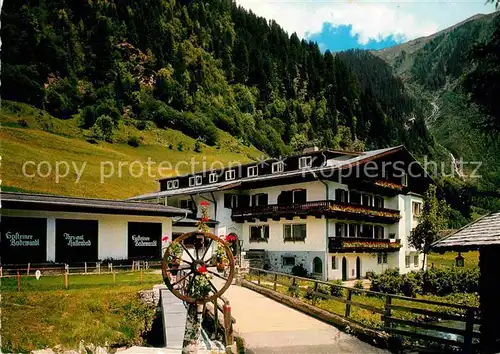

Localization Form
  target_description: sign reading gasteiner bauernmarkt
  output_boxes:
[56,219,98,262]
[1,216,47,264]
[128,222,161,259]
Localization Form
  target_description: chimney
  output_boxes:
[302,146,319,154]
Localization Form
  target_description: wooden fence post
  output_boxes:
[223,301,233,346]
[273,273,278,291]
[345,288,352,318]
[212,299,218,340]
[0,266,3,278]
[257,270,261,285]
[463,308,474,353]
[113,271,116,285]
[384,295,392,329]
[64,272,69,289]
[27,263,31,276]
[17,271,21,292]
[84,262,87,274]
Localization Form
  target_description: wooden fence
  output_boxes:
[246,267,480,353]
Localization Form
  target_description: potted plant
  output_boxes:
[215,246,228,273]
[168,242,183,275]
[189,264,212,299]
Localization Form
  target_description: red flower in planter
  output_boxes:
[200,200,210,207]
[225,234,237,243]
[197,264,208,273]
[201,216,209,223]
[162,236,169,242]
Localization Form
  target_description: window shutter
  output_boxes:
[239,195,250,208]
[259,194,268,206]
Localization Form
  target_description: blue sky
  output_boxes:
[236,0,496,51]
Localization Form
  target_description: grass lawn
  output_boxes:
[0,100,262,199]
[427,251,479,269]
[1,271,163,353]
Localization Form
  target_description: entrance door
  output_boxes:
[313,257,323,275]
[342,257,347,281]
[356,256,361,279]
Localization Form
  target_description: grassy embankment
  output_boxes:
[427,251,479,269]
[0,101,262,199]
[1,271,163,353]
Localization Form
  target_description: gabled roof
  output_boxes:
[129,145,428,200]
[1,192,189,217]
[432,212,500,251]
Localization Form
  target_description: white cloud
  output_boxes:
[235,0,494,45]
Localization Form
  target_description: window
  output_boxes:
[247,166,258,177]
[238,195,250,208]
[377,253,388,264]
[348,224,361,238]
[299,156,312,169]
[405,255,410,268]
[282,256,295,266]
[209,172,218,184]
[389,233,396,239]
[374,196,384,208]
[412,201,422,218]
[272,161,284,173]
[331,256,337,269]
[283,224,307,242]
[375,225,384,239]
[350,191,362,204]
[362,194,373,207]
[249,225,269,242]
[167,180,179,190]
[293,189,306,203]
[251,193,268,206]
[362,224,374,238]
[180,199,194,210]
[402,173,408,187]
[335,189,349,203]
[224,194,238,209]
[189,175,202,187]
[336,223,346,237]
[414,254,419,267]
[225,169,236,181]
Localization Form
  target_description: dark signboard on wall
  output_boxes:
[128,222,161,259]
[1,217,47,264]
[56,219,98,262]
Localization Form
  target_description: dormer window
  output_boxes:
[299,156,312,169]
[272,161,284,173]
[225,169,236,181]
[189,175,202,187]
[167,180,179,190]
[209,172,218,184]
[402,173,408,187]
[247,166,258,177]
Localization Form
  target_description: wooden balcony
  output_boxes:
[231,200,400,223]
[328,237,401,253]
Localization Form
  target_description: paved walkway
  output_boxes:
[214,279,388,354]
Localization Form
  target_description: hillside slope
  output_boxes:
[373,12,500,191]
[0,101,261,199]
[1,0,433,157]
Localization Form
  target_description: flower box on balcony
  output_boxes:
[373,180,403,191]
[328,203,400,220]
[341,240,401,249]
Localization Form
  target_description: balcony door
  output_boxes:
[356,256,361,279]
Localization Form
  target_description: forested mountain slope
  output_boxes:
[2,0,432,157]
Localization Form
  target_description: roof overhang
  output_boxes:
[1,192,190,217]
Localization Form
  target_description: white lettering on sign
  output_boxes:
[63,233,91,247]
[4,231,40,246]
[132,235,157,247]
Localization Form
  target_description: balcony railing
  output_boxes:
[231,200,400,223]
[328,237,401,253]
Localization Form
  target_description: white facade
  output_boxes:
[163,181,424,281]
[2,209,172,262]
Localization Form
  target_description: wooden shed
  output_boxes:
[432,212,500,353]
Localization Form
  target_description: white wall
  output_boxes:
[327,252,400,280]
[2,209,172,261]
[241,216,326,252]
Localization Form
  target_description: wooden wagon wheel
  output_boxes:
[161,231,235,304]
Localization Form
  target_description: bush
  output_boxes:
[90,115,114,142]
[287,285,300,298]
[17,119,28,127]
[127,136,140,147]
[354,280,364,290]
[291,264,308,278]
[194,139,202,153]
[177,142,184,151]
[330,279,345,298]
[370,267,479,297]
